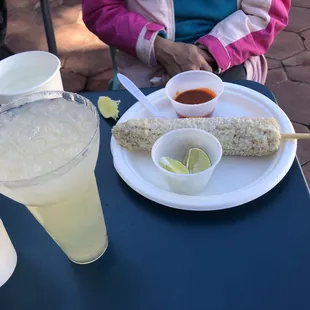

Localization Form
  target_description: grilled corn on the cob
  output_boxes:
[112,117,281,156]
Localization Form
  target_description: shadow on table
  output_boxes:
[0,255,63,309]
[116,169,290,225]
[68,242,147,310]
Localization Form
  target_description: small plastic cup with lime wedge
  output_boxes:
[151,128,222,195]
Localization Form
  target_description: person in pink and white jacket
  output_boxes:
[82,0,290,87]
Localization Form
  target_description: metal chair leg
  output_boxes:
[109,47,120,90]
[0,0,7,47]
[40,0,58,56]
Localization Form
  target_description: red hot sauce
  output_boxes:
[175,88,216,105]
[174,88,216,118]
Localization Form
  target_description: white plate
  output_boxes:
[110,83,297,211]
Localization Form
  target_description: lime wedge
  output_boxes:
[97,96,120,120]
[159,157,189,174]
[184,148,211,173]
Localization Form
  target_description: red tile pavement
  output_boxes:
[266,0,310,184]
[4,0,113,93]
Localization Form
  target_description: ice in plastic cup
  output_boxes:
[0,51,63,105]
[165,71,224,118]
[151,128,222,195]
[0,91,107,264]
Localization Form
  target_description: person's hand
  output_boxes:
[154,36,213,77]
[200,48,217,70]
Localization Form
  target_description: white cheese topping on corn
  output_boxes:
[112,117,281,156]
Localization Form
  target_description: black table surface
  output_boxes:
[0,81,310,310]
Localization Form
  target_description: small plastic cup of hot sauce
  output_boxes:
[165,71,224,118]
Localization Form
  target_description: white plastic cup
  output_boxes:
[165,71,224,118]
[0,51,63,105]
[151,128,222,195]
[0,219,17,287]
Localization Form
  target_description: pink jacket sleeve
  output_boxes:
[197,0,290,73]
[81,0,165,67]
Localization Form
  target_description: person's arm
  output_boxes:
[154,36,213,77]
[196,0,290,73]
[81,0,165,67]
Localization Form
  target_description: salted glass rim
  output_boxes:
[0,91,99,187]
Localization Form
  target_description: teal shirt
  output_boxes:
[174,0,237,43]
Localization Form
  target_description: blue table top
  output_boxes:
[0,81,310,310]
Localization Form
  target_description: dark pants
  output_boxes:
[218,64,246,82]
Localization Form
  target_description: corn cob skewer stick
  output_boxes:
[281,133,310,139]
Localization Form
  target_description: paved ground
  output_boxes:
[265,0,310,185]
[3,0,112,92]
[1,0,310,184]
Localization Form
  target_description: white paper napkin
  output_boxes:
[0,219,17,287]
